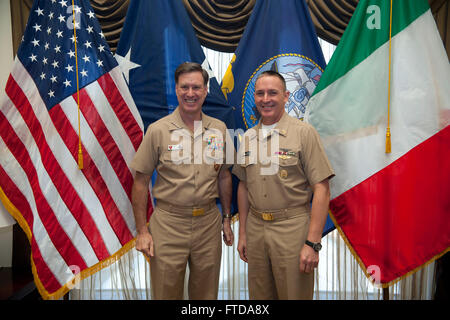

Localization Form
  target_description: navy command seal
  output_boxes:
[232,70,334,299]
[131,62,234,300]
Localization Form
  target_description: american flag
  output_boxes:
[0,0,150,299]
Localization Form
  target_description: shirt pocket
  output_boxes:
[203,154,222,177]
[278,156,298,167]
[276,154,299,184]
[241,162,257,185]
[162,151,191,165]
[157,152,192,182]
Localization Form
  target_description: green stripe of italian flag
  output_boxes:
[306,0,450,287]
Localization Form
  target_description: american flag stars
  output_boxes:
[18,0,115,109]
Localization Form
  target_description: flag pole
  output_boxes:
[383,3,394,300]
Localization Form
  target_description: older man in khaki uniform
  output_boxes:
[233,70,334,300]
[131,62,234,300]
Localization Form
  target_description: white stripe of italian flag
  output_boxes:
[306,0,450,287]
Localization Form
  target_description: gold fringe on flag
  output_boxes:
[327,207,450,289]
[0,184,140,300]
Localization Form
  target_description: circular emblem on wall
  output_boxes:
[241,54,323,129]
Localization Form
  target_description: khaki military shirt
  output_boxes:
[131,107,232,207]
[232,112,334,211]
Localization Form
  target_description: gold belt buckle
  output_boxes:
[262,213,273,221]
[192,208,205,216]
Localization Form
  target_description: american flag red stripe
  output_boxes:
[5,76,112,261]
[57,83,139,241]
[0,109,89,270]
[97,72,143,151]
[0,165,62,293]
[0,140,91,292]
[76,88,135,200]
[49,104,134,245]
[0,0,149,299]
[0,164,35,236]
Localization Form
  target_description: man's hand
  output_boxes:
[136,230,154,257]
[132,171,153,257]
[299,244,319,274]
[236,181,249,263]
[222,218,234,246]
[299,178,330,273]
[237,233,248,263]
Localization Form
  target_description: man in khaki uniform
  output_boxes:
[233,70,334,300]
[131,62,234,300]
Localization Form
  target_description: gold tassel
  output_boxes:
[72,0,83,170]
[385,0,393,154]
[77,143,84,170]
[385,127,391,154]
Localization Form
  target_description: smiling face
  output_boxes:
[175,71,208,117]
[254,73,290,125]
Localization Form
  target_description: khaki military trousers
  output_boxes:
[247,207,314,300]
[148,202,222,300]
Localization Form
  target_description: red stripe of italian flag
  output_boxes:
[306,0,450,286]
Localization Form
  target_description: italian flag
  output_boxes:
[306,0,450,287]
